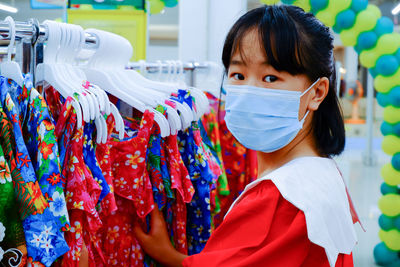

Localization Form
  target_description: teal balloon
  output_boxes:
[376,55,399,76]
[351,0,368,13]
[377,92,391,107]
[332,25,341,34]
[369,67,378,78]
[334,10,356,33]
[356,31,378,52]
[375,17,394,37]
[281,0,295,4]
[388,259,400,267]
[164,0,178,7]
[379,214,395,230]
[389,88,400,107]
[395,48,400,64]
[374,242,399,265]
[394,216,400,230]
[391,153,400,171]
[393,123,400,136]
[381,121,393,136]
[310,0,328,13]
[381,183,399,195]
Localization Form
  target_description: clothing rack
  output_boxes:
[127,61,209,87]
[0,19,99,79]
[0,18,212,87]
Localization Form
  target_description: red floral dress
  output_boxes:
[98,111,155,266]
[164,134,195,254]
[45,87,103,266]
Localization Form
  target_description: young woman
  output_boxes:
[134,5,360,267]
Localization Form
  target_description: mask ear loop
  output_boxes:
[300,78,321,97]
[299,78,321,124]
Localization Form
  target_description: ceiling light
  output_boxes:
[0,3,17,13]
[392,3,400,15]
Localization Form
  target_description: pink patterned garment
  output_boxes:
[47,91,103,267]
[164,134,195,254]
[99,111,155,266]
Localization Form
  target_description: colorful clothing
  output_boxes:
[44,87,103,266]
[202,92,258,228]
[83,122,111,205]
[164,134,194,254]
[9,75,70,235]
[178,122,216,255]
[100,111,154,266]
[0,78,69,266]
[0,142,27,267]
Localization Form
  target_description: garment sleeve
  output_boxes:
[182,180,338,267]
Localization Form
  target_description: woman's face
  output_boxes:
[226,29,325,120]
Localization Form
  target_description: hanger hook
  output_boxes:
[156,60,162,80]
[139,59,146,75]
[4,16,15,62]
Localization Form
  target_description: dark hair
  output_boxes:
[222,5,345,157]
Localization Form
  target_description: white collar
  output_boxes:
[225,157,358,267]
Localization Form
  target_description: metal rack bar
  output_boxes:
[0,20,99,49]
[126,61,208,72]
[126,61,209,87]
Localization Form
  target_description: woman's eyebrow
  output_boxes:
[231,59,245,66]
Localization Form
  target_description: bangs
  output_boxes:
[225,5,308,76]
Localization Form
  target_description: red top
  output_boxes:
[183,180,353,267]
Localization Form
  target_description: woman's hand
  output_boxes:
[133,205,188,267]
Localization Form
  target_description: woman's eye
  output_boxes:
[232,73,245,80]
[264,75,278,83]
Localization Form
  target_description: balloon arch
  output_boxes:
[261,0,400,266]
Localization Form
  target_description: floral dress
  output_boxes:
[44,87,103,266]
[203,92,258,228]
[176,123,213,255]
[0,77,69,267]
[164,134,194,254]
[9,75,70,235]
[0,140,26,267]
[83,122,111,205]
[100,110,154,266]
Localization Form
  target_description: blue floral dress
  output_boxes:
[0,76,69,266]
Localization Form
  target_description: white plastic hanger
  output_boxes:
[93,30,178,136]
[89,33,179,135]
[55,22,92,123]
[109,67,182,134]
[62,22,110,143]
[0,16,24,87]
[66,23,123,141]
[81,29,170,137]
[36,20,83,129]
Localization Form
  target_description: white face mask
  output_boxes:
[224,78,320,153]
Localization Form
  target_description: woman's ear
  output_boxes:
[308,77,329,111]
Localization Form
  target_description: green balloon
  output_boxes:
[369,4,382,18]
[353,10,378,34]
[340,29,358,46]
[293,0,311,12]
[316,10,335,27]
[360,50,379,68]
[150,0,165,14]
[379,229,400,251]
[376,34,400,56]
[382,135,400,155]
[379,194,400,217]
[381,163,400,186]
[384,106,400,124]
[374,71,400,94]
[260,0,280,4]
